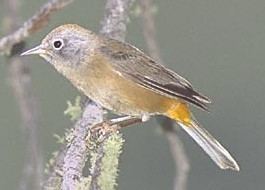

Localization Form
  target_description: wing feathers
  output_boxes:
[99,39,211,110]
[141,77,210,111]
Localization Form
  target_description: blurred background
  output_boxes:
[1,0,265,189]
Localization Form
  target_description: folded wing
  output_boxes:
[99,38,211,111]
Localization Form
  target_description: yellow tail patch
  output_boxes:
[166,102,191,125]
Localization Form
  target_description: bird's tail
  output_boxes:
[178,118,240,171]
[165,102,239,170]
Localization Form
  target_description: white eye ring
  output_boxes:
[52,39,64,50]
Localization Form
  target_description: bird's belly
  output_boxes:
[74,67,177,117]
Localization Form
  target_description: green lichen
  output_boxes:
[44,151,59,174]
[65,128,75,146]
[64,96,82,121]
[76,177,91,190]
[98,133,124,190]
[130,3,158,18]
[53,133,65,144]
[42,176,62,190]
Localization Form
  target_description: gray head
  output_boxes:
[21,24,98,68]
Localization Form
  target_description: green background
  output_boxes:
[0,0,265,189]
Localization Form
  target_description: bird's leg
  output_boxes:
[109,115,142,127]
[90,116,142,140]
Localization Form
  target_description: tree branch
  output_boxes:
[1,0,77,189]
[0,0,74,55]
[100,0,134,41]
[62,102,104,190]
[157,118,190,190]
[139,0,190,189]
[3,0,43,189]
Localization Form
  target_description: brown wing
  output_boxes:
[98,38,211,111]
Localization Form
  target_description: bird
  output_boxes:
[21,24,240,171]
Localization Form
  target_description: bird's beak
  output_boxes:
[21,45,46,56]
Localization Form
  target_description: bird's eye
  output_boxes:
[52,39,64,50]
